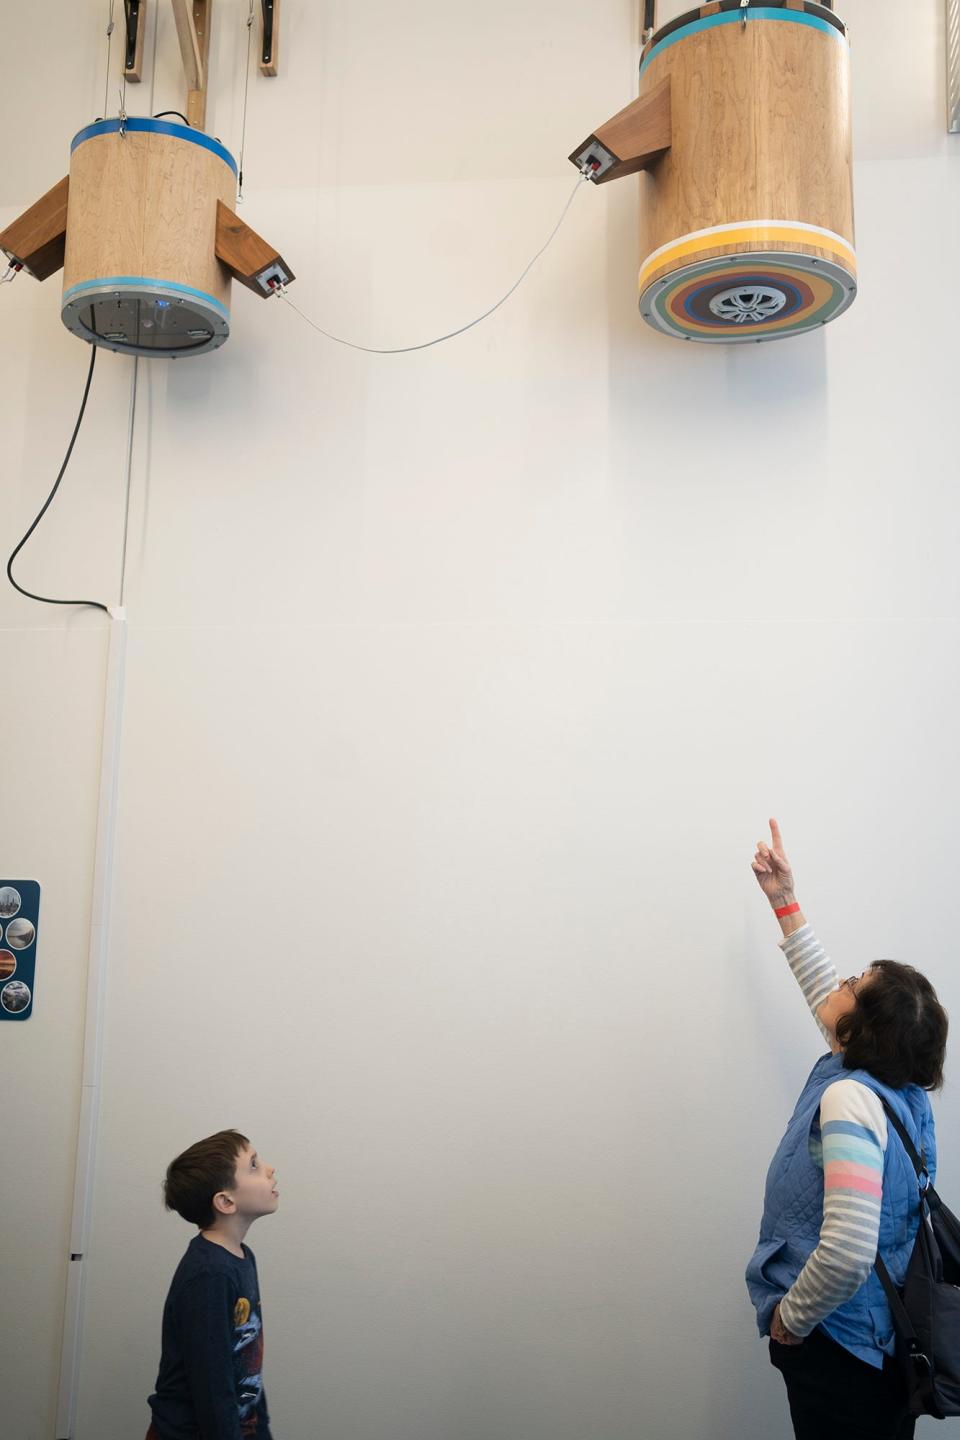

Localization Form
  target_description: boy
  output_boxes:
[146,1129,279,1440]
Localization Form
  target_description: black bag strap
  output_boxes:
[874,1251,919,1340]
[871,1094,938,1408]
[875,1095,928,1183]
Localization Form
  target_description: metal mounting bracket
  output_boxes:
[123,0,145,82]
[260,0,279,76]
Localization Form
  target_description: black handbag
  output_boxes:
[873,1096,960,1418]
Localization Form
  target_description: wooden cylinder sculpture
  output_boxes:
[61,118,238,358]
[573,1,856,343]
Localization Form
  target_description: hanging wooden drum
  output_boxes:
[637,0,856,343]
[61,118,238,358]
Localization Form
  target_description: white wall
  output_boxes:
[2,3,959,1438]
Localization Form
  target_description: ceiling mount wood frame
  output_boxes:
[171,0,211,127]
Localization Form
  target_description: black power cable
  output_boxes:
[7,343,110,615]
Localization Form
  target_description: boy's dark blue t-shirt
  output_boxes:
[148,1235,271,1440]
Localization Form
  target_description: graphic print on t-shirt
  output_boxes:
[233,1296,265,1434]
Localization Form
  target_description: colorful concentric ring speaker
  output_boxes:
[639,224,857,344]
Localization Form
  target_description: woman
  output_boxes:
[745,819,948,1440]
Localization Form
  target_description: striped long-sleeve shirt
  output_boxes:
[776,924,886,1338]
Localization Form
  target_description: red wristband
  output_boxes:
[774,902,801,918]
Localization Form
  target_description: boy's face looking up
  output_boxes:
[212,1144,279,1222]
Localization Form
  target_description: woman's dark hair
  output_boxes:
[163,1129,249,1228]
[838,961,948,1090]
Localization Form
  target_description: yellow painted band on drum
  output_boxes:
[661,266,838,335]
[639,224,857,292]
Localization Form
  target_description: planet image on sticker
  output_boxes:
[1,979,31,1013]
[5,918,35,950]
[0,951,16,980]
[0,887,21,919]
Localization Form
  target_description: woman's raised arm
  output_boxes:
[751,818,806,937]
[752,818,841,1042]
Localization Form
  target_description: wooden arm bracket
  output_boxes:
[124,0,146,82]
[171,0,203,89]
[568,75,672,185]
[260,0,279,77]
[215,201,295,296]
[171,0,210,127]
[0,176,70,281]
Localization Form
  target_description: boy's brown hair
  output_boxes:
[163,1129,249,1228]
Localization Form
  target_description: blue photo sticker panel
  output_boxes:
[0,881,40,1021]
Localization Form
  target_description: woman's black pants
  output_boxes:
[770,1329,916,1440]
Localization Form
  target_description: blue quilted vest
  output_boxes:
[746,1049,936,1369]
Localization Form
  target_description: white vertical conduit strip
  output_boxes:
[54,615,128,1440]
[949,0,960,133]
